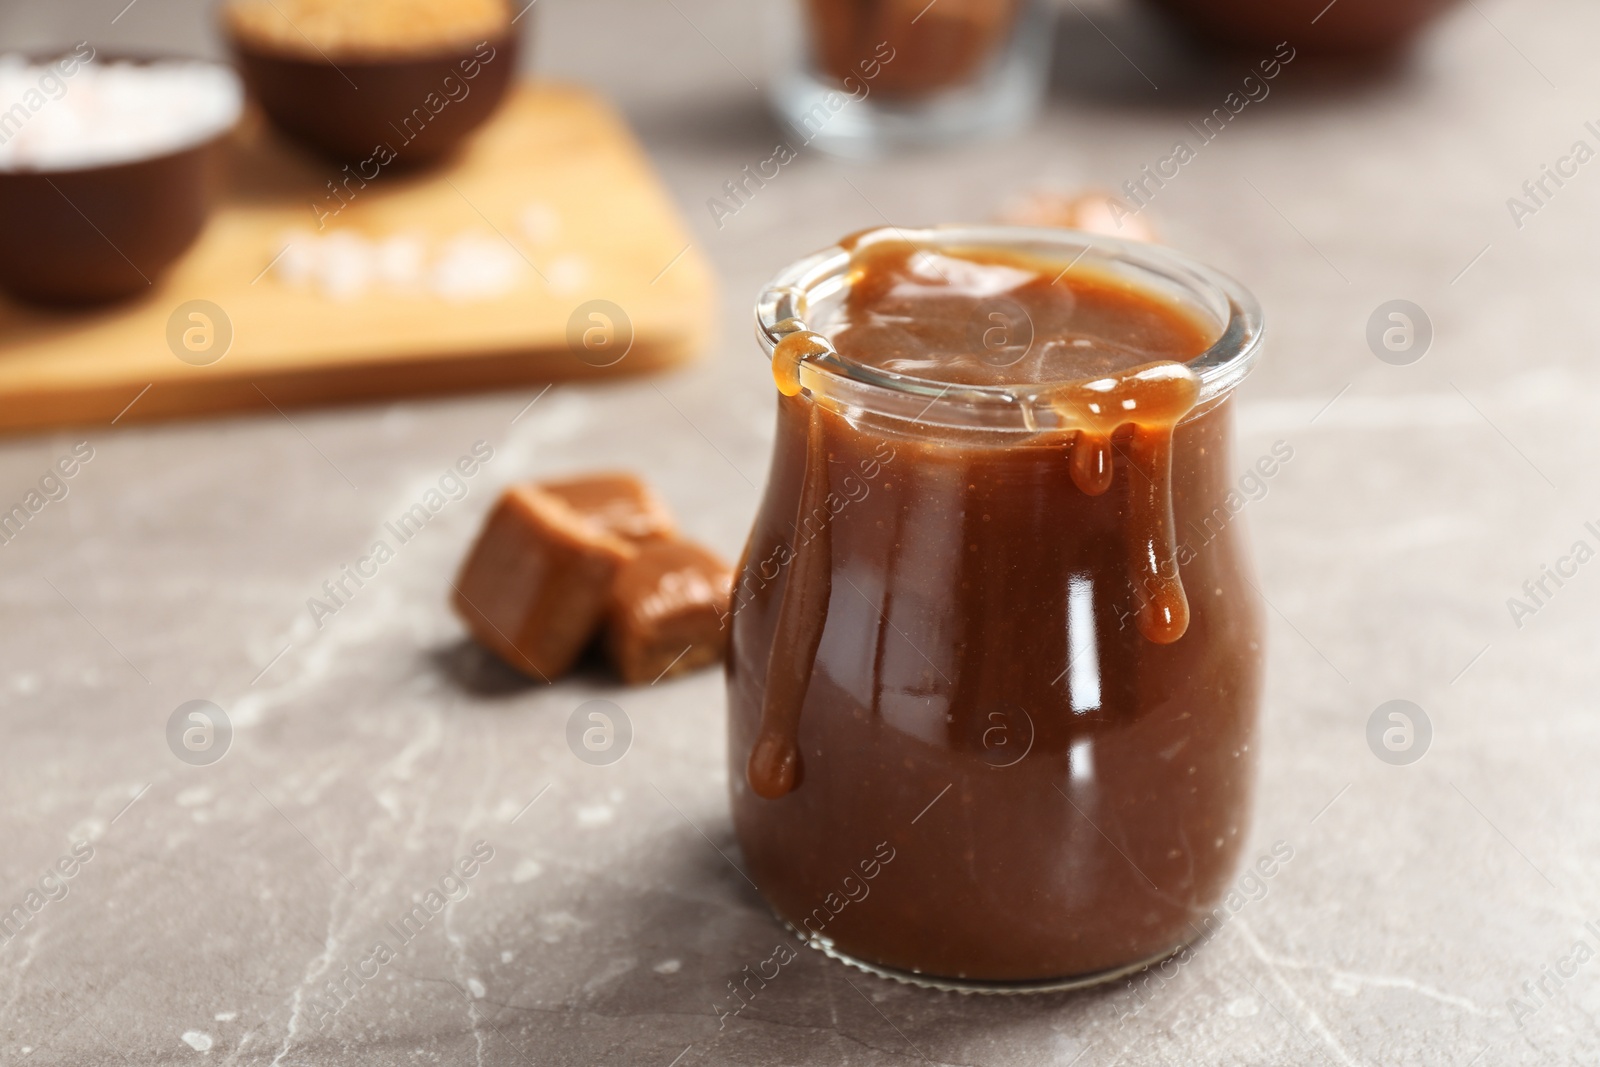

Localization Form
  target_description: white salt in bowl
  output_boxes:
[0,50,244,305]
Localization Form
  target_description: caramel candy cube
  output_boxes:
[1001,190,1159,243]
[607,540,733,685]
[452,483,636,681]
[541,472,675,543]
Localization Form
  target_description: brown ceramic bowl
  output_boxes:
[0,56,240,307]
[228,31,520,167]
[1141,0,1462,55]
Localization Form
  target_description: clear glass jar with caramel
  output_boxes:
[727,225,1267,990]
[766,0,1056,155]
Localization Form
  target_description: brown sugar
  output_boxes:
[224,0,511,59]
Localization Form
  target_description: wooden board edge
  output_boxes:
[0,326,709,437]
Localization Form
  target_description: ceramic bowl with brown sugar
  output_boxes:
[1140,0,1463,56]
[223,0,520,167]
[0,49,243,306]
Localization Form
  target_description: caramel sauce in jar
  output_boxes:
[730,230,1265,987]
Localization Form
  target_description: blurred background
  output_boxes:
[2,0,1597,1064]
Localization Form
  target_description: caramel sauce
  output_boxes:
[1043,361,1201,643]
[804,0,1023,98]
[748,238,1210,799]
[770,328,831,397]
[748,403,834,799]
[731,233,1263,985]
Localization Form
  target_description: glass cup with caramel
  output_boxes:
[729,225,1266,991]
[766,0,1056,155]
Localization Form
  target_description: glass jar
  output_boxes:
[727,225,1266,991]
[764,0,1057,157]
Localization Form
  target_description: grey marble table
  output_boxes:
[2,0,1598,1063]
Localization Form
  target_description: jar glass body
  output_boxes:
[764,0,1056,156]
[727,228,1266,990]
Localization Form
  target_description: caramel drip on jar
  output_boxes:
[771,330,832,398]
[1069,432,1113,496]
[747,402,834,799]
[1045,361,1201,645]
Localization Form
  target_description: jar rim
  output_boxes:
[755,224,1264,431]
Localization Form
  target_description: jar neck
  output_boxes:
[757,225,1264,434]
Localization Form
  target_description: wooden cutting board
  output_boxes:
[0,83,714,434]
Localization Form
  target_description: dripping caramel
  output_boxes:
[728,234,1263,984]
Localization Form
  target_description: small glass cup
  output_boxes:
[765,0,1057,157]
[728,225,1267,992]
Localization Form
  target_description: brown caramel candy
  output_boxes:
[1001,190,1160,243]
[452,478,652,680]
[541,472,675,543]
[607,540,732,685]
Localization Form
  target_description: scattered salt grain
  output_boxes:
[576,803,613,827]
[547,254,589,296]
[518,202,560,246]
[271,228,525,303]
[180,1030,213,1052]
[431,234,522,302]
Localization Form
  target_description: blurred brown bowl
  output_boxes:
[1141,0,1462,55]
[228,32,519,168]
[0,57,237,307]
